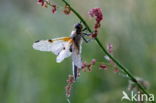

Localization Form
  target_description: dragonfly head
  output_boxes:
[74,23,83,31]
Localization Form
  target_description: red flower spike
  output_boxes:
[66,75,75,84]
[91,59,96,65]
[88,8,103,24]
[99,64,107,70]
[87,64,92,72]
[65,85,72,97]
[82,62,87,69]
[64,5,71,15]
[88,67,92,72]
[51,5,57,14]
[87,64,92,68]
[88,8,103,38]
[114,68,119,73]
[65,75,75,97]
[107,44,113,53]
[91,33,97,38]
[91,30,98,38]
[37,0,44,4]
[94,23,101,29]
[37,0,45,7]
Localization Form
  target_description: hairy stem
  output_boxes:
[62,0,154,102]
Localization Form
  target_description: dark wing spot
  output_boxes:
[63,47,65,50]
[35,40,40,43]
[48,39,53,43]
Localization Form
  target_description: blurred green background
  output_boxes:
[0,0,156,103]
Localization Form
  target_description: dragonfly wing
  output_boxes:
[72,53,82,68]
[33,37,72,55]
[56,42,72,63]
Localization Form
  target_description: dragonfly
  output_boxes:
[32,23,91,80]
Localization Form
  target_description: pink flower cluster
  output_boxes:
[65,57,119,97]
[81,59,108,71]
[107,44,113,53]
[88,8,103,38]
[37,0,57,14]
[99,64,107,70]
[63,5,71,15]
[65,59,96,97]
[37,0,72,15]
[65,75,75,97]
[37,0,45,6]
[82,59,96,72]
[105,44,119,73]
[51,5,57,14]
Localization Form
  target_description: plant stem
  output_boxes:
[62,0,154,102]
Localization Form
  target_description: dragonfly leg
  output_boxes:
[83,33,92,36]
[81,35,93,43]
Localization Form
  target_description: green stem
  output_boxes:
[62,0,154,102]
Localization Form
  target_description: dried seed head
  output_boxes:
[87,64,92,72]
[37,0,48,7]
[37,0,44,6]
[65,85,72,97]
[128,77,150,92]
[113,68,119,73]
[107,44,113,53]
[64,5,71,15]
[82,62,87,69]
[65,75,75,97]
[66,75,75,84]
[91,59,96,65]
[91,30,98,38]
[51,5,57,14]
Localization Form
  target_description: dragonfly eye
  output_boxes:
[75,23,83,30]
